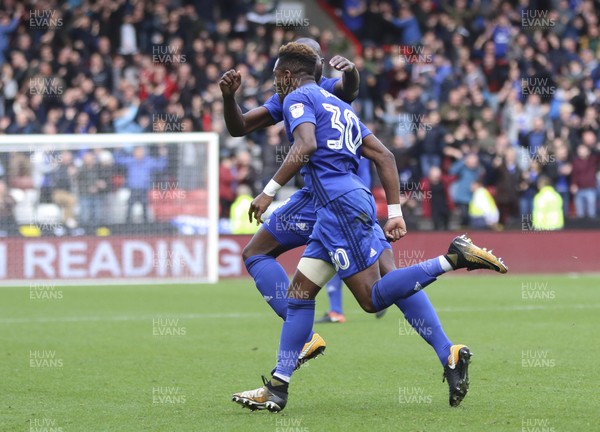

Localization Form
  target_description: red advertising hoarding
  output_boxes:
[0,231,598,284]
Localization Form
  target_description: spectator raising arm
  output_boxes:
[113,99,142,134]
[0,9,21,64]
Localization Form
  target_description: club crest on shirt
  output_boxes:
[289,103,304,118]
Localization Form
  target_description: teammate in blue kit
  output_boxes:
[220,38,383,366]
[231,42,508,412]
[222,38,488,407]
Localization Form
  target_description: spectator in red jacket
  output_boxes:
[219,154,236,219]
[493,147,521,225]
[570,144,599,218]
[426,166,451,231]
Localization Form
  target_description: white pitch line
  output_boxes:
[435,303,600,313]
[1,304,599,324]
[0,312,265,324]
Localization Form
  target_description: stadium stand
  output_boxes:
[0,0,599,234]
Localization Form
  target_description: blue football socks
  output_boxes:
[325,274,343,314]
[396,290,452,365]
[245,255,289,320]
[371,258,446,311]
[245,254,314,343]
[273,298,316,382]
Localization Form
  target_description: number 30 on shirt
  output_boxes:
[322,103,362,154]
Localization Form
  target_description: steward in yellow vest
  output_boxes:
[468,180,499,229]
[532,176,564,230]
[230,185,259,234]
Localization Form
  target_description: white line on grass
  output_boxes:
[0,312,265,324]
[1,304,600,324]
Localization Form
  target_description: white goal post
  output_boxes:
[0,132,219,285]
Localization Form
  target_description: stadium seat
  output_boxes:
[9,188,25,203]
[35,203,63,224]
[14,203,36,224]
[24,189,40,206]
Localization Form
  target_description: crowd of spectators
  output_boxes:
[0,0,599,233]
[332,0,600,228]
[1,144,172,232]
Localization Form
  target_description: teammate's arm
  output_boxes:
[360,133,407,241]
[330,56,360,102]
[219,69,276,136]
[248,122,316,224]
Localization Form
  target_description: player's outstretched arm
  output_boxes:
[219,69,275,137]
[361,133,407,241]
[330,55,360,102]
[248,123,317,224]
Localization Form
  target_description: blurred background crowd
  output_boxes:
[0,0,599,234]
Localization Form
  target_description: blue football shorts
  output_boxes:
[303,188,387,279]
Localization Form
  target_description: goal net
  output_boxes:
[0,133,219,285]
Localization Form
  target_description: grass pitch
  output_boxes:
[2,274,598,431]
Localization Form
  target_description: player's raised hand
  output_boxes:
[383,217,407,242]
[329,56,355,72]
[248,192,274,225]
[219,69,242,97]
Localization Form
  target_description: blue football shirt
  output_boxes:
[282,82,372,209]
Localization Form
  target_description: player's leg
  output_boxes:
[382,247,470,407]
[378,244,453,364]
[341,196,507,406]
[339,254,471,407]
[362,203,507,326]
[379,243,456,368]
[395,290,453,364]
[347,234,507,407]
[382,247,473,407]
[272,260,330,382]
[232,213,344,413]
[365,234,509,312]
[242,189,325,359]
[315,274,346,323]
[374,229,394,318]
[326,275,344,316]
[342,253,448,313]
[233,257,333,412]
[242,189,314,320]
[242,226,295,321]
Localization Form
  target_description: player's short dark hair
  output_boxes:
[294,38,322,57]
[277,42,317,76]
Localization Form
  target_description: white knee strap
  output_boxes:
[297,257,336,288]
